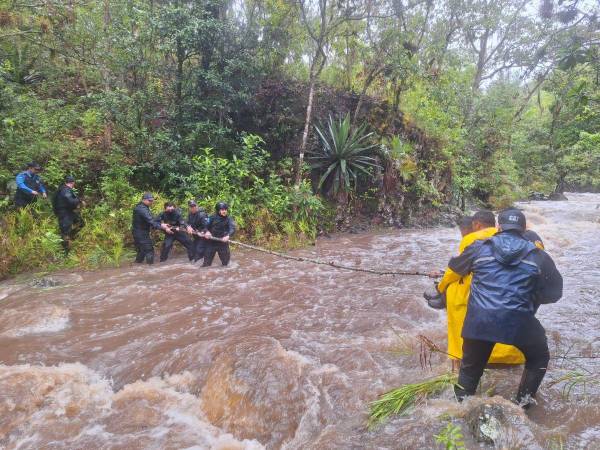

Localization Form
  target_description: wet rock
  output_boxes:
[548,192,568,201]
[29,277,61,288]
[529,192,548,201]
[28,273,83,288]
[466,403,507,444]
[348,222,370,234]
[200,337,309,448]
[528,191,568,201]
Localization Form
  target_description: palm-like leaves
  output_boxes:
[310,114,379,196]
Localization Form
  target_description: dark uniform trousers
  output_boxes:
[203,241,231,266]
[191,237,206,262]
[133,230,155,264]
[457,318,550,401]
[160,231,193,262]
[58,211,84,253]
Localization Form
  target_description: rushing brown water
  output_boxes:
[1,193,599,449]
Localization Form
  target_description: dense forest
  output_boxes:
[0,0,599,277]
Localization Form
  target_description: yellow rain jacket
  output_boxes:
[438,227,525,364]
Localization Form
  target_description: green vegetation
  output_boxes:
[1,0,599,277]
[547,370,600,399]
[434,423,466,450]
[311,114,378,201]
[368,372,458,427]
[0,136,325,277]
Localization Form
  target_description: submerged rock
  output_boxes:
[200,337,309,448]
[466,403,506,444]
[29,277,61,288]
[528,192,569,201]
[529,192,548,201]
[28,273,83,288]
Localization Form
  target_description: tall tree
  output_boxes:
[293,0,369,186]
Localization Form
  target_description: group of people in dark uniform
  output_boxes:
[131,193,235,267]
[14,162,234,266]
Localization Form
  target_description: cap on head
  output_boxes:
[498,209,526,232]
[27,162,42,170]
[215,201,229,212]
[65,175,75,184]
[142,192,155,201]
[188,200,197,207]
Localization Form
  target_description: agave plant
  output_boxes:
[309,114,379,199]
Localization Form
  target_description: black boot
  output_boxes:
[455,372,480,402]
[515,368,546,409]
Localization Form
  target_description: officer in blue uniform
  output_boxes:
[14,162,47,207]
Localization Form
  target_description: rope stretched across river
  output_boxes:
[204,236,433,277]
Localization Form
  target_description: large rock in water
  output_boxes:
[466,403,507,444]
[548,192,568,201]
[200,337,309,448]
[29,276,61,288]
[529,192,548,201]
[28,273,84,288]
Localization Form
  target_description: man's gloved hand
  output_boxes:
[423,282,447,310]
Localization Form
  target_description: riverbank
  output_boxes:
[0,190,464,281]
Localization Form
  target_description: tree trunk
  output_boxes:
[100,0,112,151]
[352,65,383,125]
[471,29,489,93]
[175,36,185,148]
[294,69,317,186]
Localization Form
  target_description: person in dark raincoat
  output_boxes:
[185,200,209,262]
[132,193,167,264]
[52,175,84,254]
[157,202,194,262]
[448,209,562,408]
[203,202,235,267]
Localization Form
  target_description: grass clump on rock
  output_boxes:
[368,372,458,428]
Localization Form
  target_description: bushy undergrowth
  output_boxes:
[0,135,327,279]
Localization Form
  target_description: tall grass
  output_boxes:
[368,373,458,428]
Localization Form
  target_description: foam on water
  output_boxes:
[0,363,264,449]
[0,304,70,337]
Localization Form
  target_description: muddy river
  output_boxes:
[1,193,599,449]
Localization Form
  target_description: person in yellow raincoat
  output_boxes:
[437,211,526,365]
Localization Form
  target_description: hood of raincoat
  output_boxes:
[490,231,534,266]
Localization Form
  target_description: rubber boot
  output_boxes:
[515,368,546,409]
[454,372,480,402]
